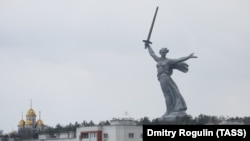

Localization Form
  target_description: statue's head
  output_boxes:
[159,48,169,57]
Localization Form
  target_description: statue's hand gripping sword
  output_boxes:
[143,6,159,49]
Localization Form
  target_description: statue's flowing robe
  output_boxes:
[158,62,188,116]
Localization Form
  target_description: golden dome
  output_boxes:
[25,119,33,125]
[18,119,25,127]
[36,119,44,126]
[26,108,36,117]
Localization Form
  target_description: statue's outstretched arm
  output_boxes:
[172,53,197,64]
[146,44,159,62]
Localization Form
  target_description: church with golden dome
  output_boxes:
[17,101,45,139]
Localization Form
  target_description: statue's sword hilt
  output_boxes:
[143,6,159,49]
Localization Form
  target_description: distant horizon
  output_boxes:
[3,112,249,135]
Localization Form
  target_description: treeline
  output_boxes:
[41,120,110,134]
[38,115,250,135]
[42,115,250,133]
[2,115,250,140]
[137,114,250,125]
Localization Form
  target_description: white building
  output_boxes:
[39,132,75,141]
[76,118,142,141]
[38,118,142,141]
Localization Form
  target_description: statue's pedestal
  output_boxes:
[158,111,188,122]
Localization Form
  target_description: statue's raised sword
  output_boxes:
[143,6,159,49]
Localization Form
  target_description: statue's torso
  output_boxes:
[156,59,171,76]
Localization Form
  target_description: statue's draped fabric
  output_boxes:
[157,62,188,116]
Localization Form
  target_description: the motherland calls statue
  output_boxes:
[143,7,197,119]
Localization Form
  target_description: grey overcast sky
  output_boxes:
[1,0,250,133]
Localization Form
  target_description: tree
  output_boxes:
[98,120,110,126]
[55,124,63,132]
[175,115,194,124]
[138,117,151,125]
[89,120,95,126]
[74,121,80,128]
[81,120,88,126]
[196,114,210,124]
